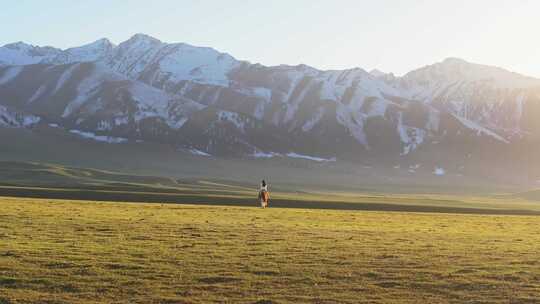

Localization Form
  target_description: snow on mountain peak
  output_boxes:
[44,38,115,65]
[87,38,115,48]
[105,33,241,86]
[1,34,540,160]
[157,42,239,86]
[4,42,32,51]
[0,42,61,66]
[441,57,468,65]
[369,69,388,78]
[122,33,163,48]
[2,42,59,53]
[404,57,540,90]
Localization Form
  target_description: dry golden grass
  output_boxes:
[1,196,539,303]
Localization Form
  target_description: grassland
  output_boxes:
[2,161,540,216]
[1,196,539,303]
[0,127,530,195]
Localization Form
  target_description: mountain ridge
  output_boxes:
[3,33,538,82]
[1,33,540,185]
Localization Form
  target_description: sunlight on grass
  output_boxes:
[1,197,539,303]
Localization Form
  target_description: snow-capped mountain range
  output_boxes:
[1,34,540,167]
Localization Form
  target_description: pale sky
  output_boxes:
[1,0,538,77]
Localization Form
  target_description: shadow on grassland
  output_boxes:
[0,185,539,216]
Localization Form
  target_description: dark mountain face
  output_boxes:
[1,34,540,182]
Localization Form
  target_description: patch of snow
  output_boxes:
[318,68,393,103]
[171,117,188,129]
[398,113,427,155]
[283,81,312,123]
[189,148,211,157]
[69,129,127,143]
[253,102,266,120]
[319,77,341,101]
[434,167,445,176]
[218,111,245,130]
[0,105,40,127]
[53,63,79,93]
[96,120,112,131]
[302,107,325,132]
[452,114,509,143]
[426,108,440,131]
[365,98,388,117]
[23,115,40,126]
[336,107,368,147]
[129,81,170,120]
[286,152,336,162]
[28,85,47,104]
[128,82,205,130]
[63,64,122,117]
[281,69,307,103]
[0,66,23,85]
[515,93,525,121]
[251,87,272,101]
[114,116,129,126]
[48,123,59,128]
[251,151,279,158]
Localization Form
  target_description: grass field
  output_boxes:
[2,161,540,216]
[1,196,539,303]
[0,127,531,195]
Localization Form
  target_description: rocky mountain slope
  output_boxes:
[1,34,540,181]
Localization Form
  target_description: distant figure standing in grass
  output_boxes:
[258,180,270,208]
